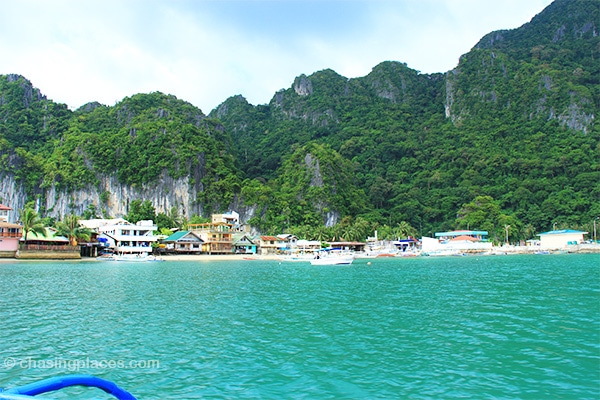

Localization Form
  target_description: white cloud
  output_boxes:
[0,0,554,113]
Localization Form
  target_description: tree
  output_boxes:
[56,214,92,246]
[125,200,156,224]
[20,208,46,243]
[392,221,418,239]
[456,195,501,234]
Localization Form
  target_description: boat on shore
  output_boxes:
[97,253,164,262]
[278,252,315,262]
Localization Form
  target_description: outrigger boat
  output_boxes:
[0,375,136,399]
[309,248,354,265]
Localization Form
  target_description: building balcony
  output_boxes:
[0,232,22,238]
[115,245,154,253]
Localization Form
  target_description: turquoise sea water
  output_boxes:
[0,254,598,399]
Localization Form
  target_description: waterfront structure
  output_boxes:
[0,204,22,257]
[189,222,235,254]
[162,230,204,254]
[0,221,22,257]
[276,234,298,253]
[537,229,588,250]
[0,204,11,222]
[0,206,21,256]
[394,238,419,252]
[422,230,493,255]
[17,227,80,259]
[258,236,280,255]
[327,241,367,253]
[233,233,257,254]
[97,220,158,255]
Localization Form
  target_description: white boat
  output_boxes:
[100,253,164,262]
[309,249,354,265]
[278,252,315,262]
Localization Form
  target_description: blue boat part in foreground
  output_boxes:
[0,375,136,400]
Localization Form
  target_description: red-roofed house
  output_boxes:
[258,236,280,255]
[0,204,11,223]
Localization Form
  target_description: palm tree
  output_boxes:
[20,208,46,243]
[393,221,418,240]
[56,214,92,246]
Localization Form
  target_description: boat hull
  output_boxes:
[309,257,354,265]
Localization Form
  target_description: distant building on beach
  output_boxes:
[537,229,588,250]
[0,204,22,258]
[421,230,493,255]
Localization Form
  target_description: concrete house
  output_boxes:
[0,204,22,258]
[537,229,588,250]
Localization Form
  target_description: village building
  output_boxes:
[277,234,298,253]
[17,227,80,259]
[212,211,239,226]
[189,222,235,254]
[421,230,493,255]
[162,230,204,254]
[537,229,588,250]
[394,238,419,254]
[0,204,22,258]
[327,241,367,252]
[0,204,11,222]
[93,219,159,256]
[232,233,257,254]
[258,236,280,255]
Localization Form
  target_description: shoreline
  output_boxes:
[1,244,599,262]
[1,248,598,262]
[155,254,281,261]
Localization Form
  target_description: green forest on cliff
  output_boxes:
[0,0,598,243]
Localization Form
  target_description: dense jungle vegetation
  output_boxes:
[1,0,598,243]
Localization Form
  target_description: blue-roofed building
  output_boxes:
[434,230,489,240]
[537,229,588,250]
[422,230,492,255]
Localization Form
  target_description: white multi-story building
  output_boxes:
[95,219,158,255]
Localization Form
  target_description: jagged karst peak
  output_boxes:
[76,101,106,113]
[0,0,597,235]
[213,95,250,119]
[294,74,313,96]
[474,0,598,50]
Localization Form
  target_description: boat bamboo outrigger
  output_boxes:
[0,375,136,400]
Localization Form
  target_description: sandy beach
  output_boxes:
[156,254,281,262]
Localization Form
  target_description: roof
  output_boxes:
[80,218,128,229]
[163,231,202,242]
[164,230,190,241]
[435,230,488,237]
[233,234,255,245]
[0,221,22,229]
[450,235,481,242]
[0,204,12,211]
[24,228,69,243]
[538,229,588,236]
[395,238,418,243]
[260,236,279,241]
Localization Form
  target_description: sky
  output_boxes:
[1,0,554,114]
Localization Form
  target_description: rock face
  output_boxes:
[0,173,27,222]
[1,171,201,223]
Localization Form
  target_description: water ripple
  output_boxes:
[0,255,598,399]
